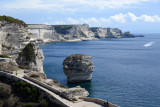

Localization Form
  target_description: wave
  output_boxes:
[144,41,154,47]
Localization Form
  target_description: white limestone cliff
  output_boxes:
[28,24,135,43]
[0,21,44,73]
[28,24,63,42]
[63,54,94,83]
[0,22,31,55]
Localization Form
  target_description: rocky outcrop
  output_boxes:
[123,32,135,38]
[63,54,94,83]
[16,43,44,73]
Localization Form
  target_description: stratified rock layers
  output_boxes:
[28,24,136,43]
[63,54,94,83]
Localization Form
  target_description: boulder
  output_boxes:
[63,54,94,83]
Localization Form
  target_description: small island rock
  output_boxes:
[63,54,94,83]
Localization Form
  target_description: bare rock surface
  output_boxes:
[0,22,31,55]
[63,54,94,83]
[0,62,19,73]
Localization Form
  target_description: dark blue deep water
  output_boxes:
[40,34,160,107]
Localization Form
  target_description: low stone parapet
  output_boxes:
[80,97,119,107]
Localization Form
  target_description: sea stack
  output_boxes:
[63,54,94,83]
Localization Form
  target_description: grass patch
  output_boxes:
[0,15,27,27]
[0,54,10,58]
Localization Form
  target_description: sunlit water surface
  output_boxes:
[40,34,160,107]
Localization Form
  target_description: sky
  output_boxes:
[0,0,160,33]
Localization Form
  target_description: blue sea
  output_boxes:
[40,34,160,107]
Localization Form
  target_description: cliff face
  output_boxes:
[28,24,97,42]
[16,43,44,73]
[90,27,123,38]
[0,22,31,55]
[28,24,135,42]
[0,21,44,73]
[28,24,63,42]
[57,24,95,40]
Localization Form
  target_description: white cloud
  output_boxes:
[0,0,150,11]
[50,13,160,26]
[110,13,127,23]
[67,18,80,24]
[128,13,160,22]
[128,12,138,22]
[100,18,111,23]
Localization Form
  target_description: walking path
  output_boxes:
[16,72,104,107]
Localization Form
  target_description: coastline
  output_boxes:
[0,16,143,106]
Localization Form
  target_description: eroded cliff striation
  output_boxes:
[0,17,44,73]
[0,21,31,55]
[28,24,136,43]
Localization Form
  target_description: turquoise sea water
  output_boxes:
[40,34,160,107]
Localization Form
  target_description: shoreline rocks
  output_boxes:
[63,54,94,83]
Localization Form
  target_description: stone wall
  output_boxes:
[80,97,119,107]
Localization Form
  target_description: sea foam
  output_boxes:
[144,41,154,47]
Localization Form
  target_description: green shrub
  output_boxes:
[0,15,27,27]
[0,54,10,58]
[19,43,36,64]
[13,81,40,102]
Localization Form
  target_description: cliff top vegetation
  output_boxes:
[0,15,27,27]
